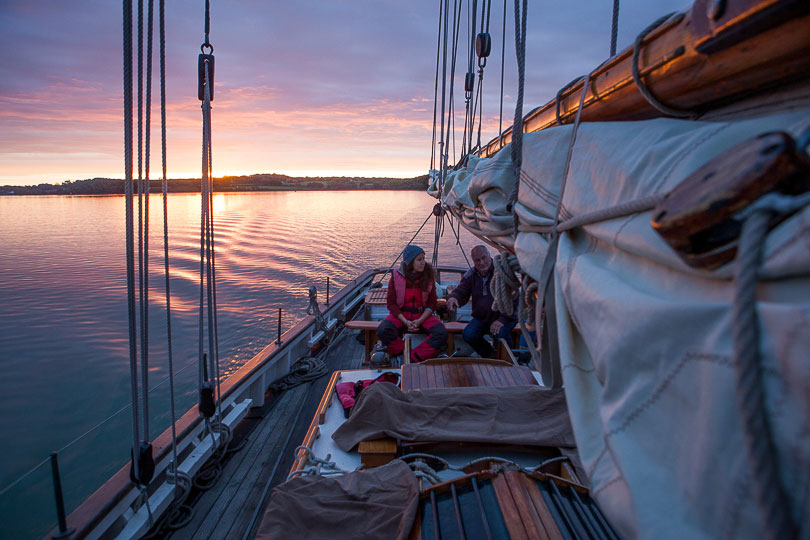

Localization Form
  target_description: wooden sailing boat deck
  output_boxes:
[168,332,365,539]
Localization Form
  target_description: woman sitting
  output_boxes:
[375,245,447,363]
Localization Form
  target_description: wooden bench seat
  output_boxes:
[345,319,526,365]
[344,319,468,364]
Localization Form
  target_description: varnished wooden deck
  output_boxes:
[167,329,365,540]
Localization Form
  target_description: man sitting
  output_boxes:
[446,245,516,358]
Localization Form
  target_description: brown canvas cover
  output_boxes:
[255,459,419,540]
[332,382,576,451]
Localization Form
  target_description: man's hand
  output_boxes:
[446,297,459,311]
[490,320,504,335]
[407,320,420,333]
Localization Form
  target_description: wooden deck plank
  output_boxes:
[426,362,438,390]
[170,383,310,540]
[436,363,447,388]
[203,386,311,539]
[167,331,364,540]
[232,333,364,538]
[492,473,530,540]
[521,474,564,540]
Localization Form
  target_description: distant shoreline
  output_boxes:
[0,173,429,195]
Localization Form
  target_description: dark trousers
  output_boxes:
[462,317,516,358]
[377,314,448,363]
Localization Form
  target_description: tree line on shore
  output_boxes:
[0,173,429,195]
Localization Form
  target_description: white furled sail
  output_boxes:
[432,102,810,538]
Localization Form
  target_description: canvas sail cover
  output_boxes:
[255,459,419,540]
[332,383,576,451]
[430,108,810,538]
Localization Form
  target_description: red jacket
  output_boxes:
[386,269,437,317]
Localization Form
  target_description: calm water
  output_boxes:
[0,191,478,538]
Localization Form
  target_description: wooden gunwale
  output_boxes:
[476,0,810,159]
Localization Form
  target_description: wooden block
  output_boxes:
[652,131,810,269]
[359,438,398,469]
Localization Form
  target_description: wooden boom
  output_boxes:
[478,0,810,158]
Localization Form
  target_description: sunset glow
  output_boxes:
[0,0,690,187]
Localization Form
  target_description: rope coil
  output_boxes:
[490,252,521,316]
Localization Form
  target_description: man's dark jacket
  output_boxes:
[448,266,516,325]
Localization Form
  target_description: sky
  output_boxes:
[0,0,691,186]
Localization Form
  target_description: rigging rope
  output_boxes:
[506,0,527,229]
[445,0,464,170]
[610,0,620,56]
[430,0,444,172]
[438,0,450,192]
[732,193,809,540]
[197,1,222,430]
[157,0,185,510]
[123,0,142,486]
[374,210,435,285]
[445,212,472,267]
[137,0,149,444]
[142,0,155,444]
[498,0,506,142]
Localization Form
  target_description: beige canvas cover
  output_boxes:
[255,459,419,540]
[430,106,810,538]
[332,382,575,451]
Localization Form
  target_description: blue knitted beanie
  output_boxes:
[403,245,425,265]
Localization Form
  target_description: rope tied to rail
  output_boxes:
[732,192,810,540]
